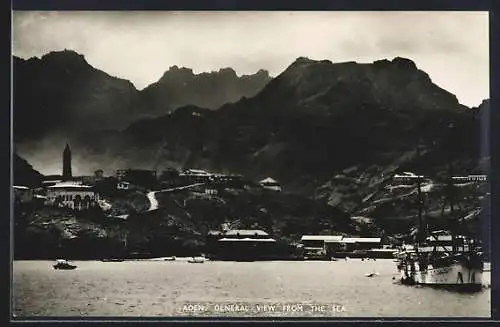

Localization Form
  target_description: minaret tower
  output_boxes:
[62,144,72,181]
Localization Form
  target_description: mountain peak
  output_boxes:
[390,57,418,70]
[40,49,88,65]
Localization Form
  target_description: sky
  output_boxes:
[12,11,489,107]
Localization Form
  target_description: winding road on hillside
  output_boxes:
[146,183,206,211]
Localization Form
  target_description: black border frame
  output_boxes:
[6,0,498,325]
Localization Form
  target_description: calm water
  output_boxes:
[13,259,490,318]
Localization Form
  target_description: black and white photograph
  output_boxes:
[11,10,490,318]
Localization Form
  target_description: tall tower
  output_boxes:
[62,144,72,181]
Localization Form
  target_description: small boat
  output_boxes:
[164,256,176,261]
[188,256,206,263]
[365,272,379,277]
[101,258,124,262]
[53,259,77,270]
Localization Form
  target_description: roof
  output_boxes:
[182,169,211,175]
[342,237,382,243]
[219,238,276,242]
[13,185,30,190]
[426,235,453,242]
[301,235,343,242]
[48,182,92,190]
[259,177,279,184]
[225,229,269,236]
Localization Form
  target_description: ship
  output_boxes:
[395,131,485,291]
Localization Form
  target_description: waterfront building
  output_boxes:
[300,235,343,259]
[211,229,277,260]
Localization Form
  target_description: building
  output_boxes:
[300,235,343,259]
[392,172,425,185]
[178,169,214,184]
[211,229,277,260]
[94,169,104,181]
[259,177,282,192]
[452,175,488,183]
[300,235,383,259]
[62,144,72,181]
[116,169,128,181]
[117,181,131,190]
[340,237,382,251]
[13,186,33,203]
[45,182,100,211]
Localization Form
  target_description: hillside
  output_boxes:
[13,153,44,187]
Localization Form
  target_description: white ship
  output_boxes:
[395,135,485,291]
[397,231,484,289]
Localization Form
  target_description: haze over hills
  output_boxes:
[13,50,272,143]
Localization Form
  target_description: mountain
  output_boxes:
[13,50,271,143]
[139,66,271,114]
[15,55,487,206]
[13,56,489,252]
[113,57,483,182]
[13,50,142,142]
[13,153,44,187]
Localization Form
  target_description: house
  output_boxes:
[452,175,488,183]
[205,187,218,195]
[13,185,33,203]
[94,169,104,181]
[341,237,382,251]
[117,181,131,190]
[116,169,128,181]
[179,169,214,184]
[392,172,425,185]
[300,235,343,259]
[45,181,100,211]
[259,177,282,192]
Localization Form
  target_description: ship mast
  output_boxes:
[447,123,457,252]
[416,141,425,244]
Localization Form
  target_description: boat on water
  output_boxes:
[53,259,77,270]
[395,136,485,291]
[164,256,176,261]
[101,258,124,262]
[397,231,484,290]
[188,256,206,263]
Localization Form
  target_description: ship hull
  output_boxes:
[399,262,483,290]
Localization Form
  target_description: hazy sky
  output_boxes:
[13,11,489,107]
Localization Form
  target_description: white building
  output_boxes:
[45,182,100,211]
[117,181,131,190]
[259,177,282,192]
